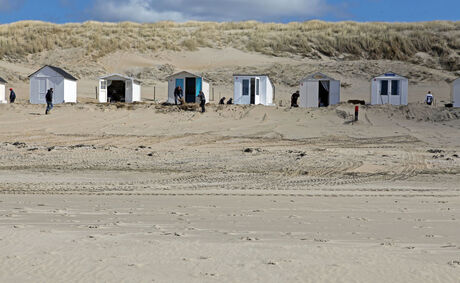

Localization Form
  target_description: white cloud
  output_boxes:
[0,0,24,12]
[92,0,330,22]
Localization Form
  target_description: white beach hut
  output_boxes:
[98,74,141,103]
[233,74,274,106]
[28,65,77,104]
[299,73,340,108]
[371,72,408,106]
[167,71,210,104]
[0,77,7,103]
[452,78,460,108]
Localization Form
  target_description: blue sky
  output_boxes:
[0,0,458,23]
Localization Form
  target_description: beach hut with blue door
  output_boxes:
[371,72,408,105]
[167,71,210,104]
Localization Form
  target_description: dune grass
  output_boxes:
[0,20,458,71]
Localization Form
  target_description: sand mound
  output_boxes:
[387,104,460,122]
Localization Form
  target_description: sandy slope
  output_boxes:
[1,47,458,107]
[0,102,459,282]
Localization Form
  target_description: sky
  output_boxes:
[0,0,458,23]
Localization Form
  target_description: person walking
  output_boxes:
[45,88,53,115]
[425,91,434,106]
[174,86,183,105]
[9,88,16,103]
[291,91,300,107]
[198,90,206,113]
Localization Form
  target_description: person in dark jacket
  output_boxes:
[425,91,434,105]
[174,86,183,105]
[198,91,206,113]
[227,98,233,105]
[9,88,16,103]
[291,91,300,107]
[45,88,53,115]
[219,97,226,105]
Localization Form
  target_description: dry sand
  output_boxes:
[0,101,459,282]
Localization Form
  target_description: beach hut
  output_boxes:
[167,71,209,104]
[233,74,274,106]
[98,74,141,103]
[28,65,77,104]
[299,73,340,108]
[0,77,6,103]
[452,78,460,108]
[371,72,408,106]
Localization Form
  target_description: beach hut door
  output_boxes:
[185,78,196,103]
[176,79,184,90]
[99,80,107,103]
[329,80,340,105]
[250,78,256,104]
[125,80,133,103]
[196,78,202,96]
[389,80,401,105]
[305,81,319,108]
[38,78,47,104]
[380,80,389,104]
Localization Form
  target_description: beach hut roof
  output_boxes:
[373,72,407,79]
[233,74,270,78]
[167,71,207,81]
[100,73,141,84]
[301,72,336,82]
[0,77,7,84]
[28,65,78,81]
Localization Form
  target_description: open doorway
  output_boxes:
[108,80,126,102]
[250,78,256,104]
[185,77,196,103]
[318,80,330,107]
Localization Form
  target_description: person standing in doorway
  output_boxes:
[425,91,434,105]
[174,86,183,105]
[9,88,16,103]
[45,88,53,115]
[198,90,206,113]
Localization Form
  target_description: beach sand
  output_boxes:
[0,101,459,282]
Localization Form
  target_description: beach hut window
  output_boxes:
[380,80,388,95]
[242,79,249,96]
[101,81,107,90]
[391,80,399,95]
[256,79,260,96]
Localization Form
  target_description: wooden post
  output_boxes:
[355,106,359,121]
[154,86,156,102]
[95,86,98,100]
[212,87,215,101]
